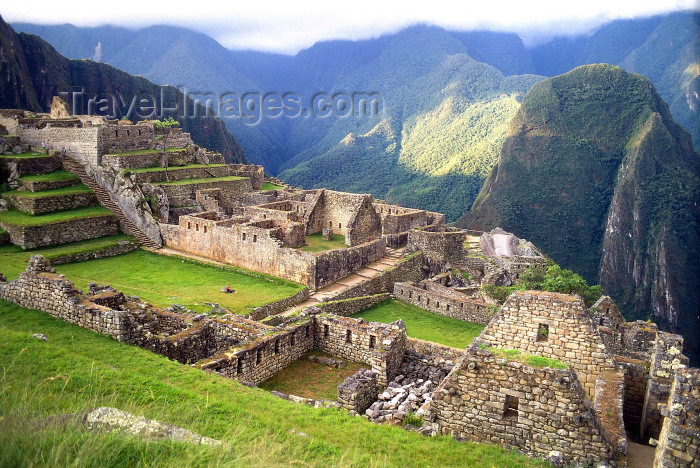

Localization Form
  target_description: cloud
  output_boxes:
[4,0,697,53]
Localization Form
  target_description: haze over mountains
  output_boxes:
[14,11,699,222]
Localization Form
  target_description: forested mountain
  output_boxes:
[459,65,700,356]
[13,12,698,221]
[0,17,246,162]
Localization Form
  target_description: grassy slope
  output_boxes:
[261,182,284,191]
[3,183,91,198]
[54,250,305,314]
[259,350,366,400]
[352,299,485,349]
[19,170,79,182]
[0,300,543,467]
[0,206,113,226]
[0,235,134,280]
[130,164,226,173]
[299,233,348,253]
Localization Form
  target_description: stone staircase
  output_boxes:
[279,247,406,316]
[62,157,161,249]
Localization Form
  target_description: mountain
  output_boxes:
[459,64,700,356]
[1,18,246,163]
[530,11,700,153]
[12,13,698,221]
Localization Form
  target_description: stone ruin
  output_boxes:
[0,99,697,466]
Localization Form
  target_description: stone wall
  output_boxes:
[249,288,310,321]
[314,294,391,317]
[406,228,466,264]
[314,314,406,386]
[312,239,385,288]
[1,214,118,249]
[158,178,252,206]
[337,369,378,414]
[101,123,156,155]
[618,357,650,438]
[104,150,195,170]
[19,176,79,192]
[10,125,102,166]
[2,154,62,176]
[160,215,316,287]
[405,337,464,359]
[653,367,700,467]
[393,281,492,325]
[5,191,97,215]
[200,320,315,384]
[478,290,617,399]
[332,251,427,301]
[0,257,132,340]
[429,346,618,466]
[131,165,230,184]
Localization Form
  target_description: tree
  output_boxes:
[153,117,179,181]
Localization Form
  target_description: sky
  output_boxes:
[3,0,697,53]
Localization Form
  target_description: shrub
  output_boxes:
[403,412,424,427]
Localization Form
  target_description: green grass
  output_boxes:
[3,183,92,198]
[0,235,135,281]
[0,151,51,159]
[484,346,568,369]
[259,350,366,400]
[157,176,244,186]
[106,147,186,156]
[352,299,485,349]
[0,299,544,467]
[261,182,284,191]
[54,250,305,315]
[130,164,226,173]
[299,233,348,253]
[0,206,113,227]
[19,171,79,183]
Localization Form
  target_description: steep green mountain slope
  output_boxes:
[460,65,700,355]
[530,12,699,151]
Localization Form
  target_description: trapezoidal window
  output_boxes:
[504,395,519,419]
[203,225,207,233]
[242,233,246,241]
[256,348,262,364]
[323,324,329,338]
[305,325,310,337]
[290,333,295,346]
[237,356,244,375]
[195,224,199,231]
[338,222,341,229]
[345,329,352,344]
[187,222,191,229]
[253,234,257,243]
[537,323,549,342]
[369,335,376,349]
[274,339,280,354]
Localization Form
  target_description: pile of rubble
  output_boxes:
[364,355,454,427]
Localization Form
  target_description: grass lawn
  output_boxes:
[0,299,544,467]
[19,171,79,182]
[0,206,113,226]
[0,151,51,159]
[259,350,366,400]
[3,183,91,198]
[261,182,284,191]
[54,250,305,314]
[130,164,225,173]
[157,176,244,186]
[299,233,348,253]
[106,147,186,156]
[0,235,135,281]
[352,299,485,349]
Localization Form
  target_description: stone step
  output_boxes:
[18,171,81,192]
[128,164,229,184]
